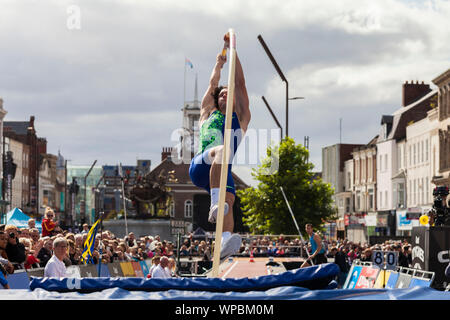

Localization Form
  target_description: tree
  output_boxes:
[237,137,337,235]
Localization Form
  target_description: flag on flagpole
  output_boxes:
[185,58,193,69]
[80,219,101,264]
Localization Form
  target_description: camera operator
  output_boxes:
[428,186,450,226]
[4,225,26,270]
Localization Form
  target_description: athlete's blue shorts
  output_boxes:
[189,148,235,195]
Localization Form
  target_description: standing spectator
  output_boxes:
[37,238,53,267]
[148,256,161,276]
[151,256,171,278]
[125,232,137,248]
[80,224,90,234]
[41,207,57,237]
[331,246,350,288]
[4,225,26,270]
[301,224,328,267]
[166,257,177,277]
[403,245,412,267]
[396,245,409,267]
[360,248,372,262]
[44,237,68,277]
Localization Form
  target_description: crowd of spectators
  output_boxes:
[0,207,183,284]
[1,206,415,288]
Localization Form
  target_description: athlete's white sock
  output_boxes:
[221,231,231,245]
[210,188,220,208]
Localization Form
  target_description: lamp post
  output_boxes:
[261,96,283,140]
[257,35,304,138]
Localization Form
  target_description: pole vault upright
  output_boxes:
[211,29,237,278]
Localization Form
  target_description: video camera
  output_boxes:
[427,186,450,226]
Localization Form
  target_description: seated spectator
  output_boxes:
[44,237,68,277]
[4,225,26,270]
[179,245,189,256]
[67,239,80,265]
[0,231,14,275]
[28,218,36,230]
[19,228,30,239]
[37,238,53,268]
[21,238,41,269]
[30,228,40,246]
[0,261,10,289]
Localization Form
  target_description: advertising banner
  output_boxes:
[345,265,362,289]
[66,265,81,278]
[411,227,428,270]
[108,262,124,277]
[354,266,379,288]
[428,226,450,289]
[79,264,98,277]
[120,262,136,277]
[396,210,412,231]
[131,261,144,277]
[385,271,399,288]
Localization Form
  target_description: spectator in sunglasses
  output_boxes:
[42,207,57,237]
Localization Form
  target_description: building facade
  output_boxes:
[432,68,450,189]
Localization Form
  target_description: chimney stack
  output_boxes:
[161,147,173,161]
[402,81,431,107]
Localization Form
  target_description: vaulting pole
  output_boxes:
[211,29,237,278]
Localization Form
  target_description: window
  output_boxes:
[397,183,405,208]
[384,154,388,172]
[379,192,383,209]
[425,139,429,162]
[169,201,175,218]
[413,144,416,165]
[184,200,193,218]
[379,155,383,171]
[385,191,388,207]
[413,179,417,205]
[421,141,424,163]
[409,145,412,166]
[368,189,374,210]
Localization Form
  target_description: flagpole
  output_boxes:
[184,57,187,109]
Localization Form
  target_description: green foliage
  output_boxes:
[237,137,337,236]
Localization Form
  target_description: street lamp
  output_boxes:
[257,35,304,137]
[261,96,283,140]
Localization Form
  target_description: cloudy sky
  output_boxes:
[1,0,449,186]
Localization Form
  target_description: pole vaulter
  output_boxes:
[188,29,250,278]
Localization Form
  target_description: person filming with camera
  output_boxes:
[4,225,26,270]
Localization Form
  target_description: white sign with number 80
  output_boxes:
[372,250,398,270]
